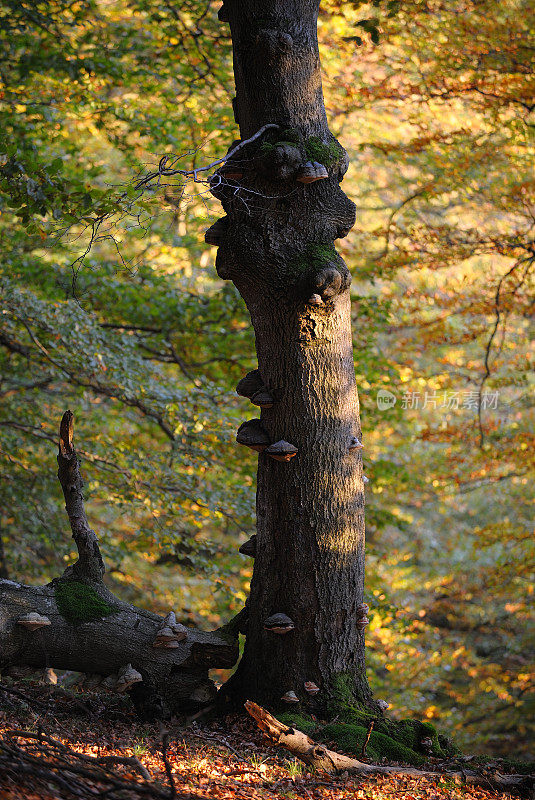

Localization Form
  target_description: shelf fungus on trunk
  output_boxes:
[356,617,369,629]
[236,369,264,399]
[281,690,299,703]
[257,142,303,181]
[304,681,320,695]
[349,436,364,451]
[363,475,369,484]
[357,603,369,616]
[153,611,188,649]
[265,441,298,462]
[239,535,257,557]
[264,613,295,634]
[42,667,58,685]
[204,216,229,246]
[296,161,328,183]
[116,664,143,693]
[308,293,324,306]
[250,389,274,409]
[237,420,270,452]
[17,612,52,631]
[377,699,390,713]
[219,163,244,180]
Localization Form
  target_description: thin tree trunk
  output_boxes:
[215,1,372,710]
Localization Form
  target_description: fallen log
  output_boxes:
[0,412,238,718]
[245,701,534,797]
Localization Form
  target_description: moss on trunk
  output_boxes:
[54,580,117,625]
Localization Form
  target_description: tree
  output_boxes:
[1,0,532,760]
[1,0,376,718]
[214,0,372,711]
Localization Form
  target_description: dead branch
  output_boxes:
[245,701,533,796]
[57,410,105,583]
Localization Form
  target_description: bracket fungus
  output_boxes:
[297,161,329,183]
[265,440,298,462]
[17,612,51,631]
[42,668,58,686]
[363,475,369,484]
[308,293,324,306]
[356,617,370,629]
[349,436,364,451]
[281,690,299,703]
[357,603,370,617]
[304,681,320,695]
[250,389,274,409]
[266,142,303,180]
[204,216,229,246]
[219,163,244,180]
[236,369,264,399]
[377,699,390,713]
[236,420,270,452]
[153,611,188,649]
[421,736,434,753]
[115,664,143,693]
[264,613,295,634]
[239,534,257,557]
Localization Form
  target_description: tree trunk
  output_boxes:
[215,1,373,711]
[0,579,237,714]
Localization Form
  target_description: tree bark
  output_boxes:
[215,1,372,710]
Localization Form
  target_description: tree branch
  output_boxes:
[57,411,105,584]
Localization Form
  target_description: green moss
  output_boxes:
[321,723,425,766]
[259,141,275,157]
[278,712,317,736]
[259,137,302,158]
[303,136,340,166]
[280,128,301,144]
[274,140,301,150]
[324,672,455,762]
[54,580,117,625]
[277,700,441,767]
[287,243,337,280]
[331,672,359,705]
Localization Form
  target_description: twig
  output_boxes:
[0,728,173,799]
[361,720,374,759]
[133,123,280,190]
[188,727,247,762]
[0,682,49,710]
[160,731,176,799]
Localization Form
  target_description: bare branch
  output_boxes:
[57,410,105,583]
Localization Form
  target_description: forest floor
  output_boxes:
[0,677,528,800]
